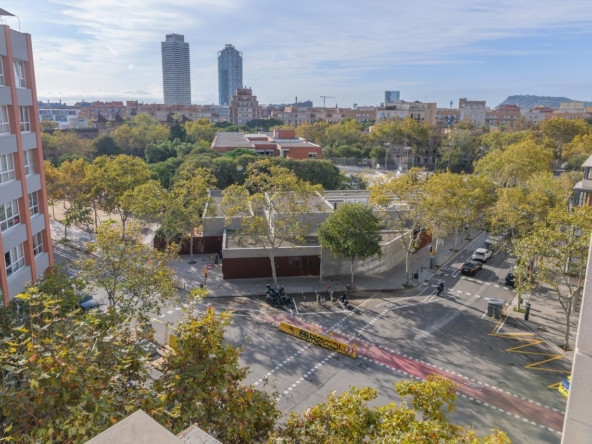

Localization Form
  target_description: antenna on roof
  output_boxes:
[0,8,20,31]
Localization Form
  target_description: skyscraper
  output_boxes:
[161,34,191,105]
[0,19,54,305]
[384,91,400,104]
[218,44,243,106]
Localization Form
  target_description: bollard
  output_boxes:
[524,302,531,321]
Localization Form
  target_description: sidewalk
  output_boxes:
[50,218,483,298]
[170,231,486,298]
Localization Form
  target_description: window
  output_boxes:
[33,232,43,256]
[23,149,35,175]
[0,105,9,134]
[308,153,318,159]
[5,244,25,277]
[19,106,30,132]
[0,58,4,86]
[28,191,39,215]
[0,199,20,231]
[13,60,26,88]
[0,153,15,183]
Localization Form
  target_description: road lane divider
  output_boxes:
[278,322,357,358]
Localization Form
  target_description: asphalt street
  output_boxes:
[52,236,568,443]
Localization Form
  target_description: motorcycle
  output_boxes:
[340,291,351,310]
[265,284,294,309]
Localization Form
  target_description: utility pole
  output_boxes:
[320,95,336,108]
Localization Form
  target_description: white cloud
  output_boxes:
[4,0,592,106]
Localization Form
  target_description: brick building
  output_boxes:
[211,129,322,159]
[0,21,53,304]
[229,88,260,125]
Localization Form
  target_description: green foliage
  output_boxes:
[149,157,183,189]
[474,138,553,187]
[222,159,323,285]
[145,140,178,164]
[111,114,170,156]
[245,118,284,131]
[154,307,280,442]
[77,223,177,323]
[319,202,382,285]
[93,135,123,157]
[224,148,260,159]
[168,121,186,142]
[272,375,510,443]
[185,118,218,143]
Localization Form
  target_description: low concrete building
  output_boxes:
[375,101,437,125]
[459,98,486,126]
[203,190,423,281]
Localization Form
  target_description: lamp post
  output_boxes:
[404,146,412,172]
[384,142,390,172]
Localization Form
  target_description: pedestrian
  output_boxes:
[219,250,223,260]
[316,292,321,307]
[214,253,219,265]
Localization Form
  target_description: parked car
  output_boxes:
[559,376,570,398]
[460,261,482,276]
[471,248,492,263]
[505,271,516,288]
[79,293,100,311]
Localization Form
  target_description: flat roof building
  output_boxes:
[0,20,53,305]
[161,34,191,105]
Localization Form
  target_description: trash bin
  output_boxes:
[487,299,505,319]
[524,302,531,321]
[413,272,419,280]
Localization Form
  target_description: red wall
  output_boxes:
[154,236,222,255]
[222,255,320,279]
[285,146,323,160]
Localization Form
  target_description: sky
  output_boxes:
[4,0,592,108]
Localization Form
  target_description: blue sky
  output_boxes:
[4,0,592,108]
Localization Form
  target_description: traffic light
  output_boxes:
[429,245,433,254]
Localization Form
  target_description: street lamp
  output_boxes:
[384,143,390,172]
[404,146,412,172]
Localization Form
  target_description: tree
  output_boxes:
[222,159,323,286]
[245,118,284,132]
[92,155,152,237]
[169,121,186,142]
[77,223,177,323]
[111,114,170,156]
[224,148,259,159]
[514,205,592,350]
[145,140,178,164]
[318,202,382,286]
[474,138,553,187]
[125,180,185,247]
[43,160,63,219]
[40,130,94,162]
[296,121,330,146]
[540,118,590,158]
[154,307,280,443]
[0,288,154,443]
[93,135,123,157]
[184,118,218,143]
[370,168,426,286]
[63,199,93,240]
[172,169,217,264]
[271,375,510,443]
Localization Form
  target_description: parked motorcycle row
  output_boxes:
[265,284,295,309]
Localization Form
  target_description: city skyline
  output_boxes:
[5,0,592,108]
[161,33,191,105]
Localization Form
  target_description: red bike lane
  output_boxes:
[263,312,564,434]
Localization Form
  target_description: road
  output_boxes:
[53,236,568,443]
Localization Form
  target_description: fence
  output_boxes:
[327,157,436,172]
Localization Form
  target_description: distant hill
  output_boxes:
[500,95,592,109]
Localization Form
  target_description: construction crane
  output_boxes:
[320,96,336,108]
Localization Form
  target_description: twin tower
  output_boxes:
[161,35,243,107]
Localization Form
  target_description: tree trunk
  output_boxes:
[351,257,355,287]
[270,250,278,287]
[92,201,99,232]
[434,236,441,266]
[189,234,195,264]
[563,298,573,350]
[51,204,55,219]
[405,249,412,286]
[121,214,127,239]
[453,227,459,251]
[64,224,68,241]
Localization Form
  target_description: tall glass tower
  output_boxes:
[161,34,191,105]
[218,44,243,106]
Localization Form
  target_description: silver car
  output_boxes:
[471,248,492,263]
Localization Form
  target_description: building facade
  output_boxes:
[384,90,400,104]
[211,129,322,159]
[0,23,53,305]
[375,101,437,125]
[161,34,191,105]
[459,98,486,126]
[485,104,521,128]
[218,44,243,106]
[229,88,260,125]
